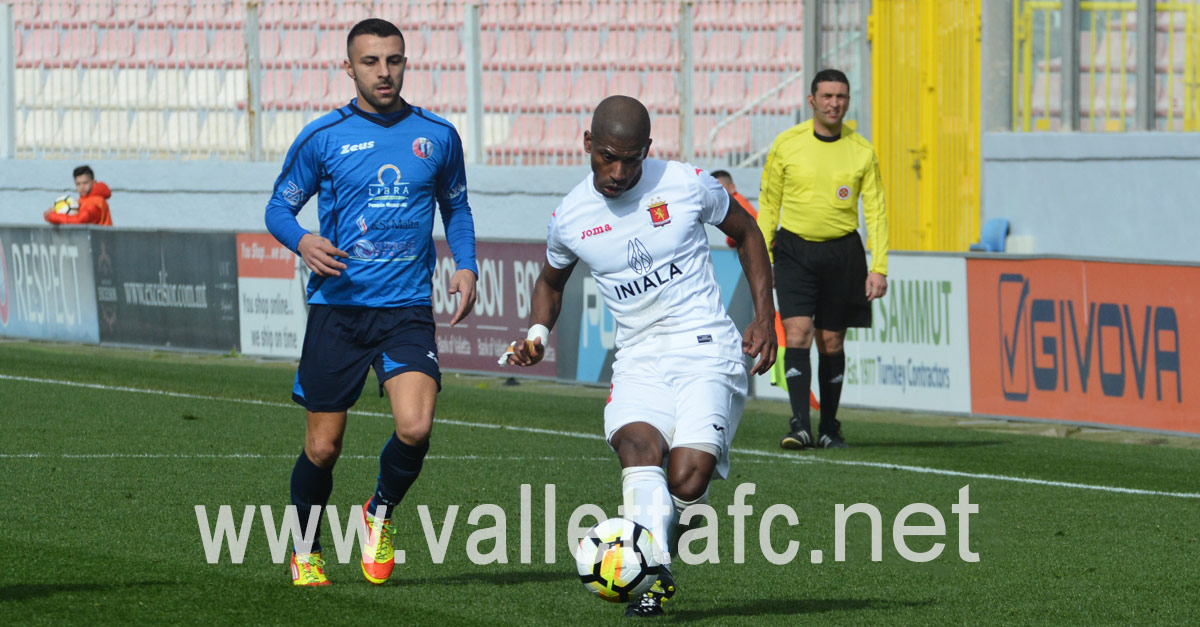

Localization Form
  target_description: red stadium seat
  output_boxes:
[112,0,150,21]
[599,32,637,62]
[480,2,520,24]
[703,31,742,66]
[530,30,567,63]
[20,29,61,62]
[552,0,592,24]
[172,30,209,65]
[315,30,345,65]
[571,71,608,108]
[61,29,99,62]
[490,31,532,63]
[211,30,245,66]
[261,70,293,108]
[536,71,573,110]
[641,72,678,110]
[280,31,318,63]
[697,115,752,154]
[779,31,804,66]
[506,115,546,149]
[405,71,436,106]
[695,73,744,111]
[259,2,298,26]
[190,0,228,23]
[257,30,283,60]
[429,71,466,111]
[149,0,190,25]
[503,72,539,107]
[695,0,733,27]
[608,72,643,100]
[426,30,462,64]
[76,1,114,22]
[37,0,77,23]
[626,2,663,26]
[11,2,38,21]
[651,114,680,158]
[543,115,582,152]
[293,71,331,108]
[638,31,675,62]
[481,74,506,104]
[565,31,601,62]
[742,32,778,64]
[96,30,135,63]
[133,30,172,66]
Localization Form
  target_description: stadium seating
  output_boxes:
[969,218,1010,253]
[96,30,136,64]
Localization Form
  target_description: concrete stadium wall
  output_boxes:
[981,133,1200,263]
[0,159,763,248]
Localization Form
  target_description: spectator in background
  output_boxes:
[711,170,757,248]
[43,165,113,226]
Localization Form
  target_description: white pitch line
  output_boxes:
[0,452,609,462]
[2,373,1198,500]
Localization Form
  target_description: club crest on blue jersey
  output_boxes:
[282,180,304,207]
[412,137,433,159]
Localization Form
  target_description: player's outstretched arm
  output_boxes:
[507,261,576,367]
[296,233,349,277]
[448,268,478,326]
[717,203,778,376]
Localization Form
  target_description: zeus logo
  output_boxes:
[627,239,653,275]
[998,273,1031,401]
[581,224,612,240]
[341,141,375,154]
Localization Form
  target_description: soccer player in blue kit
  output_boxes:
[264,18,478,586]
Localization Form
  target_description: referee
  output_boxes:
[758,69,888,450]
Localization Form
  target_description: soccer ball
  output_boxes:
[575,517,663,603]
[52,195,79,215]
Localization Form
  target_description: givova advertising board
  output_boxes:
[968,258,1199,435]
[91,230,240,351]
[0,227,99,343]
[236,233,308,359]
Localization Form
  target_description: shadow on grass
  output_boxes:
[2,581,176,601]
[404,569,567,587]
[671,597,934,619]
[840,440,1007,449]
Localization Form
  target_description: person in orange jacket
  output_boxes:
[44,165,113,226]
[716,170,821,412]
[712,170,756,248]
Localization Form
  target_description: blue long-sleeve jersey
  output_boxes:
[264,99,477,308]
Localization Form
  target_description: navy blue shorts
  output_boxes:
[292,304,441,412]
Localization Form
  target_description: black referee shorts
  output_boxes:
[292,304,441,413]
[773,229,872,331]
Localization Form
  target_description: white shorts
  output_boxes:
[604,352,748,480]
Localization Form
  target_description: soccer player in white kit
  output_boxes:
[507,96,776,617]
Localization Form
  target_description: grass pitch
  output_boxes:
[1,340,1197,625]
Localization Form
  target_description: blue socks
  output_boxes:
[290,449,333,553]
[367,433,430,519]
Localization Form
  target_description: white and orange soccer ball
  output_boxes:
[52,195,79,215]
[575,517,663,603]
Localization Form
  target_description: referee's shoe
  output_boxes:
[780,419,814,450]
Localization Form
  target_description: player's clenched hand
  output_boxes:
[506,337,545,367]
[865,272,888,301]
[742,315,778,376]
[297,233,348,277]
[448,268,478,326]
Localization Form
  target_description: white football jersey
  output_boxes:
[546,158,742,362]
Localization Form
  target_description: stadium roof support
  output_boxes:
[1135,0,1155,131]
[0,3,14,159]
[1061,0,1080,131]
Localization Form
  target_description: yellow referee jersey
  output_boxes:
[758,119,889,275]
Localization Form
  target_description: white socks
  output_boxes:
[621,465,673,564]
